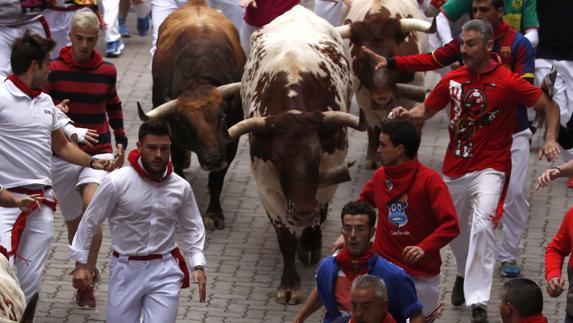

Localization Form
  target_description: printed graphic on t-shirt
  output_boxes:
[450,81,499,158]
[387,193,409,235]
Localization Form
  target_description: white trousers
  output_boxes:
[498,128,532,262]
[445,169,505,306]
[412,275,440,317]
[99,0,121,43]
[51,154,112,221]
[314,0,344,26]
[150,0,244,55]
[107,254,183,323]
[43,7,94,59]
[0,20,49,77]
[0,190,55,303]
[536,58,573,161]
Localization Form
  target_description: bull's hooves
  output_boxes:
[205,213,225,230]
[276,288,289,304]
[297,249,321,266]
[288,289,304,305]
[204,217,216,230]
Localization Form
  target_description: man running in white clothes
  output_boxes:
[70,119,207,322]
[0,31,113,305]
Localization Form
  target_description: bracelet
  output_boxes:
[89,157,97,169]
[552,166,562,174]
[75,263,89,271]
[194,266,205,272]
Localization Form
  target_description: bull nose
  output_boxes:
[371,94,394,107]
[201,156,227,171]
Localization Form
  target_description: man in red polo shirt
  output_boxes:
[389,19,559,322]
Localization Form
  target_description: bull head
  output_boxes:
[335,16,436,39]
[137,82,242,121]
[395,83,431,102]
[221,109,367,143]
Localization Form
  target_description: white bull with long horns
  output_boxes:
[220,5,372,305]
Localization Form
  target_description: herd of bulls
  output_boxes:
[0,0,440,319]
[136,0,437,305]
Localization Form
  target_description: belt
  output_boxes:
[5,187,57,257]
[112,251,163,261]
[112,248,190,288]
[7,186,52,195]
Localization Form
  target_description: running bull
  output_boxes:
[340,0,436,168]
[222,6,366,304]
[138,0,245,229]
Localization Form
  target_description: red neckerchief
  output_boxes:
[494,21,510,40]
[128,149,173,182]
[383,159,419,204]
[59,45,103,70]
[349,311,396,323]
[0,245,8,259]
[335,246,375,282]
[6,74,41,98]
[519,314,548,323]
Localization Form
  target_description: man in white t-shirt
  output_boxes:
[0,0,51,76]
[71,119,206,322]
[0,31,112,305]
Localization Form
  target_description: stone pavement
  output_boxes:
[35,12,571,323]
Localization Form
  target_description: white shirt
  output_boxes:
[70,164,206,268]
[0,79,60,189]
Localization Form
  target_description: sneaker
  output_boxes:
[105,40,125,58]
[119,16,131,38]
[137,14,150,37]
[568,176,573,189]
[451,275,465,306]
[76,285,96,309]
[500,260,521,278]
[471,306,488,323]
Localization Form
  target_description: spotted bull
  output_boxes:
[222,6,366,304]
[339,0,435,167]
[137,0,245,229]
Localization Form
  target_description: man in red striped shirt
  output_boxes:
[45,10,126,309]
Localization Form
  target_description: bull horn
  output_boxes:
[396,83,430,102]
[222,116,268,143]
[399,17,436,33]
[335,24,351,39]
[138,99,177,121]
[217,82,242,98]
[322,109,368,131]
[318,161,356,188]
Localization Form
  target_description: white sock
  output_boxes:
[135,2,151,19]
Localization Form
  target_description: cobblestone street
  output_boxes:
[34,12,571,323]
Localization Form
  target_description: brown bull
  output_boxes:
[338,0,435,168]
[138,0,245,229]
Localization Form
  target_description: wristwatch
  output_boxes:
[89,157,97,169]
